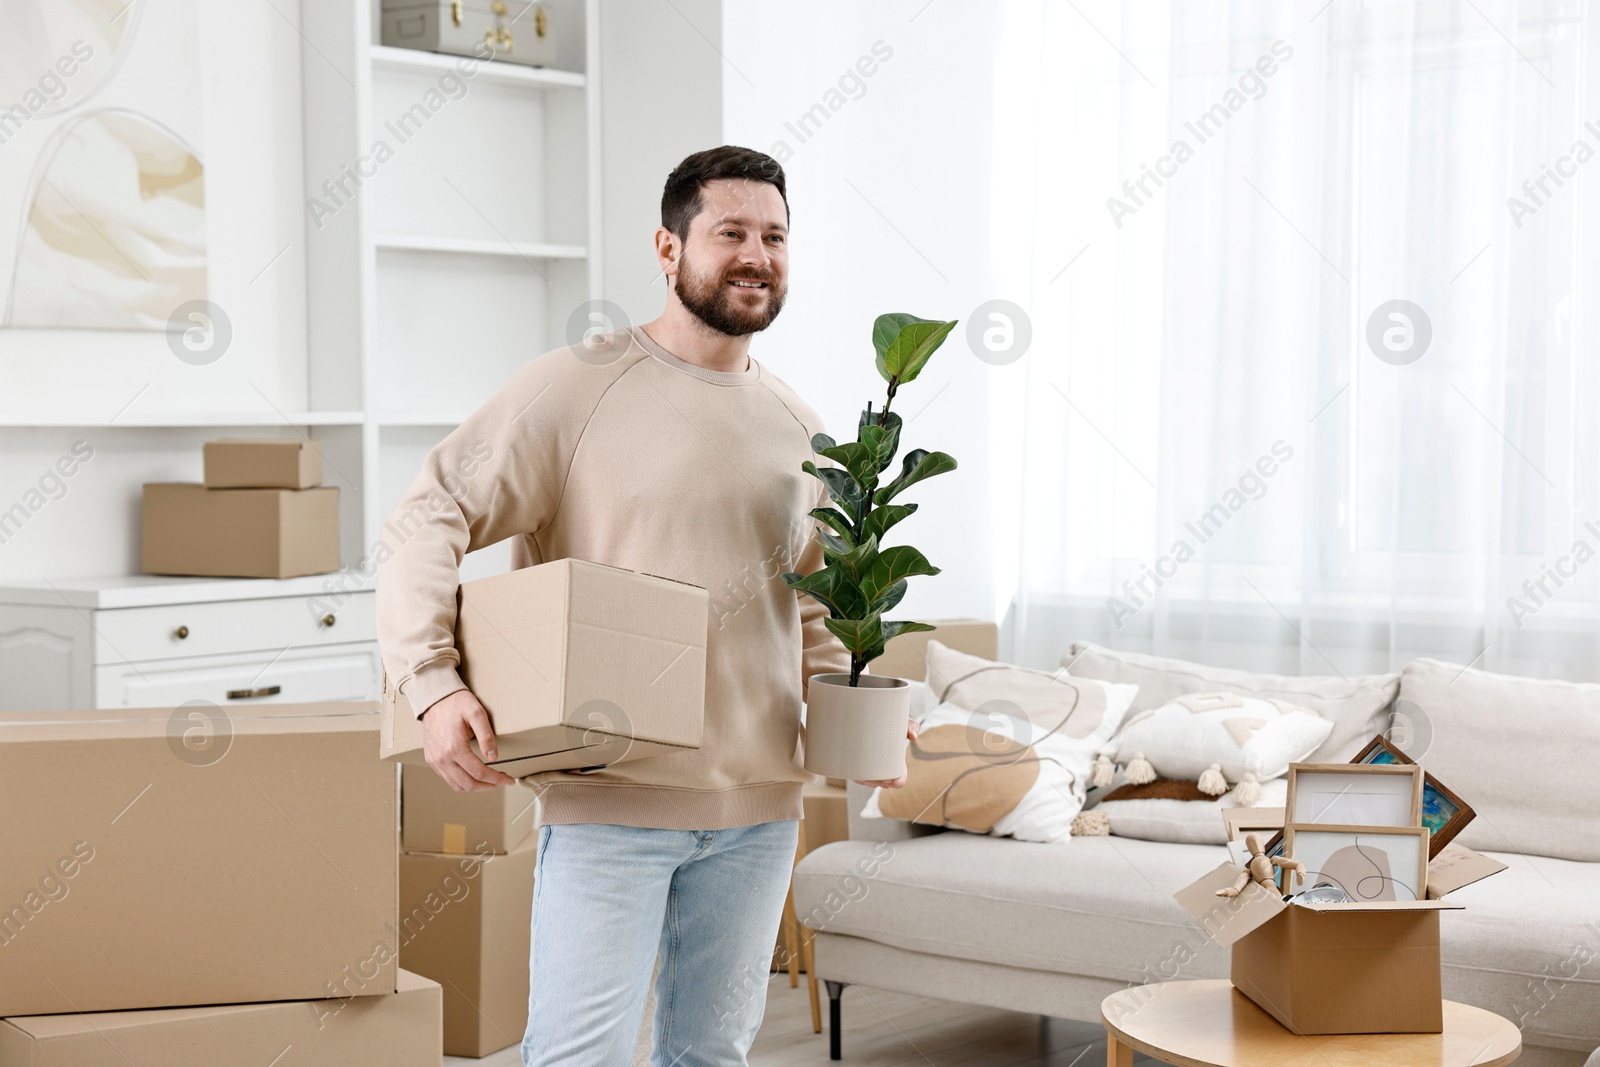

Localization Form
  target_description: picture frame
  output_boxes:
[1282,824,1431,902]
[1351,735,1475,857]
[1284,762,1422,828]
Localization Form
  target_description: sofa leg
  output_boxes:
[825,980,846,1060]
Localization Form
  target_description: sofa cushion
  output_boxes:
[793,834,1231,984]
[1092,775,1289,845]
[1442,850,1600,1051]
[1061,641,1399,763]
[1398,658,1600,863]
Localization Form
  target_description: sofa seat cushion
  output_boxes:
[1443,850,1600,1051]
[793,834,1232,984]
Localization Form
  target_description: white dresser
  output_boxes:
[0,576,378,711]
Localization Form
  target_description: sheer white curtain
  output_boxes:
[989,0,1600,682]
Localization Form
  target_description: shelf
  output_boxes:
[369,45,585,90]
[376,413,471,428]
[0,411,367,429]
[373,234,587,259]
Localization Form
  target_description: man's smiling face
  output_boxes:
[671,178,789,337]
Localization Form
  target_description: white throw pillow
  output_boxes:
[860,680,1137,844]
[925,639,1139,737]
[1101,692,1332,794]
[1091,775,1289,845]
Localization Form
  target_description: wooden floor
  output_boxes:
[448,968,1165,1066]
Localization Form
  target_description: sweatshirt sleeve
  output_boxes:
[375,352,597,717]
[796,475,853,705]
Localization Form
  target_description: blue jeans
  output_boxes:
[520,818,800,1066]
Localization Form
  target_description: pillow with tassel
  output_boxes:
[1091,691,1332,804]
[859,680,1136,844]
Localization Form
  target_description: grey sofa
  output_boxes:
[793,642,1600,1064]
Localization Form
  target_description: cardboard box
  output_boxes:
[382,558,707,776]
[0,703,397,1016]
[142,482,339,579]
[1174,843,1506,1034]
[204,438,324,489]
[402,763,536,854]
[0,969,441,1067]
[398,839,536,1056]
[865,617,997,682]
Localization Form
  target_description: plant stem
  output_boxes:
[855,380,898,543]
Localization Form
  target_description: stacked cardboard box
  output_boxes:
[0,702,441,1065]
[143,438,339,578]
[398,765,539,1057]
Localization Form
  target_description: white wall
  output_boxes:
[722,2,1006,636]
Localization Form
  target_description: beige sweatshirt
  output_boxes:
[375,325,852,830]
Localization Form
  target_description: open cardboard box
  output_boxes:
[1176,823,1508,1035]
[382,558,707,776]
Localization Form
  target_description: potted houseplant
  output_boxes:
[783,313,959,780]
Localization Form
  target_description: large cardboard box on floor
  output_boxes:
[865,617,997,682]
[0,702,397,1016]
[0,969,441,1067]
[1174,842,1508,1034]
[203,438,324,489]
[142,482,340,578]
[382,558,707,776]
[398,837,537,1056]
[402,763,536,854]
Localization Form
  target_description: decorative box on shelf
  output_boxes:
[0,575,377,711]
[380,0,558,68]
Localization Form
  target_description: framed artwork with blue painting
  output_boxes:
[1351,734,1474,857]
[1257,733,1476,887]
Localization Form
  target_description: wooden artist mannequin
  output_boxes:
[1216,833,1306,898]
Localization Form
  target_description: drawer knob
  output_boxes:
[174,625,189,640]
[320,614,337,628]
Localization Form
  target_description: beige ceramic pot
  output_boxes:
[803,673,910,780]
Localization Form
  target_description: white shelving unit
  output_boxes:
[0,0,727,596]
[302,0,602,581]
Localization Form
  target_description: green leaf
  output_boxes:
[803,459,861,512]
[863,502,917,544]
[815,440,880,491]
[835,533,880,584]
[781,567,867,620]
[876,317,958,385]
[881,620,937,644]
[859,545,940,603]
[873,450,958,505]
[871,578,908,614]
[811,432,837,452]
[810,507,857,545]
[818,529,852,558]
[824,616,885,656]
[872,314,924,365]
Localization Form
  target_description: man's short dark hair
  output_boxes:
[661,145,788,241]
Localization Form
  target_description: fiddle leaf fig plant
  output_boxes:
[783,313,960,685]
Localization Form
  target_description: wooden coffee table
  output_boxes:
[1100,979,1520,1067]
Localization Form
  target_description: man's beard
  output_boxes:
[674,251,787,337]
